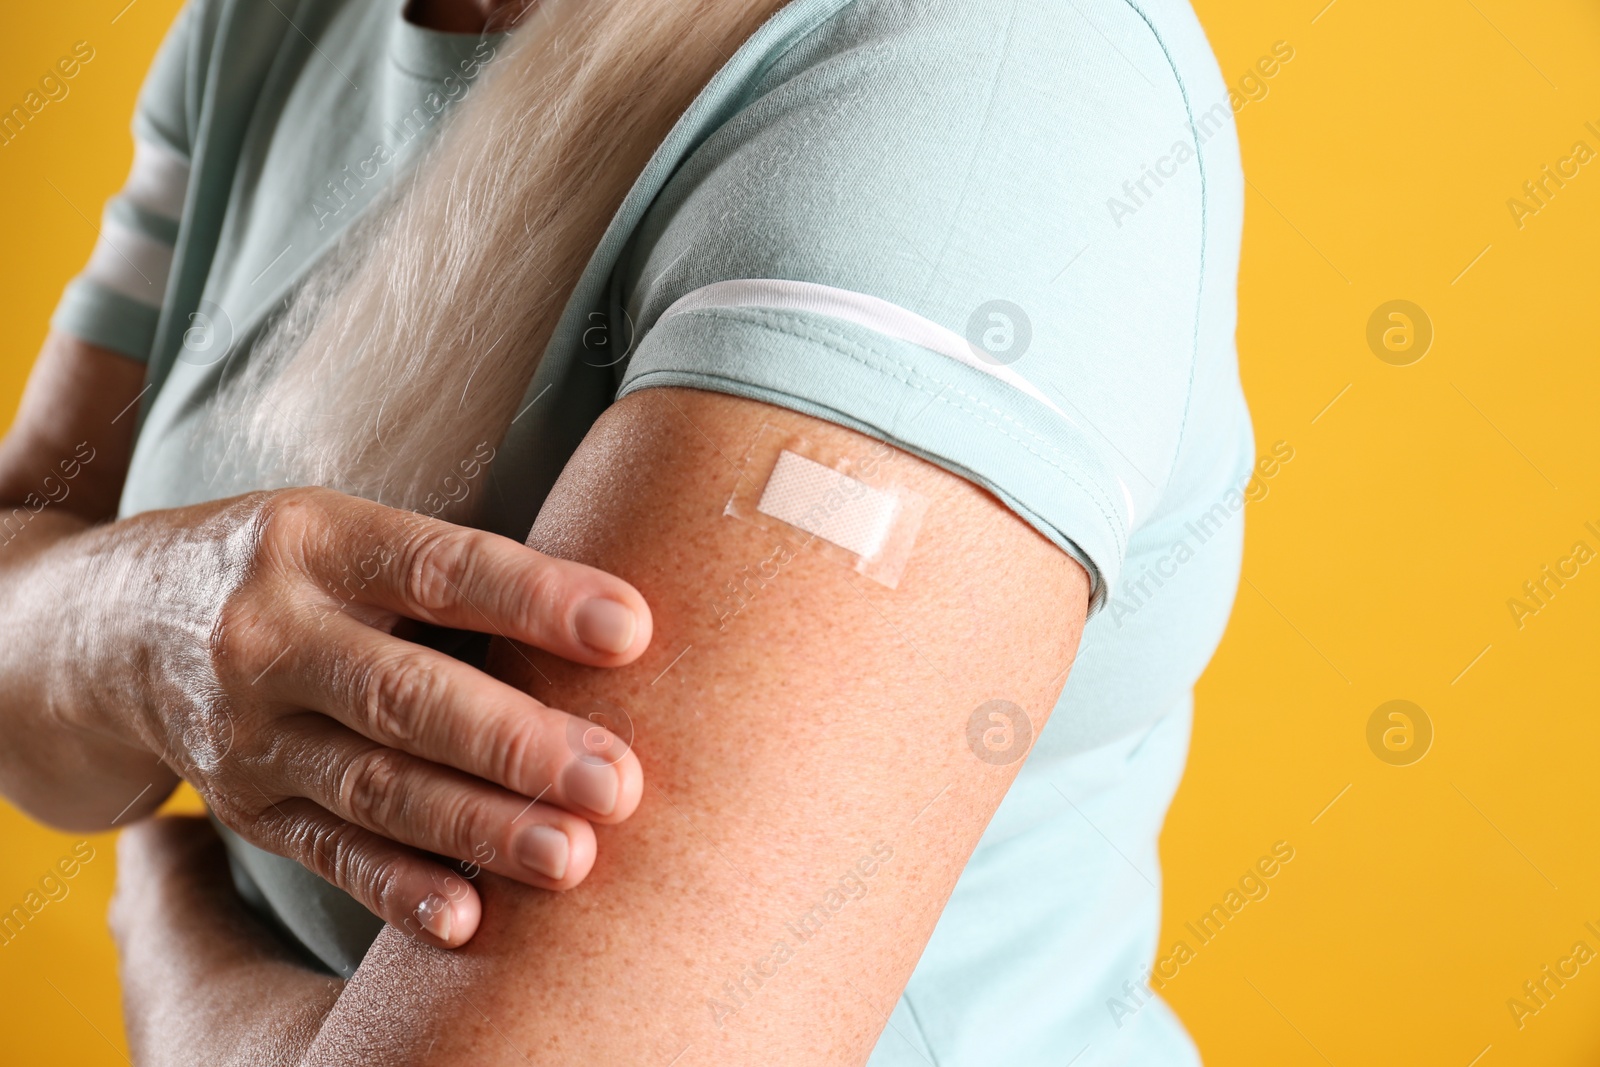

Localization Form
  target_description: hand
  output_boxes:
[110,816,342,1067]
[31,486,651,946]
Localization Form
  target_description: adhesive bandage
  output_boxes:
[726,425,927,588]
[756,451,899,558]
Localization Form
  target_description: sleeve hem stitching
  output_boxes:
[628,307,1129,559]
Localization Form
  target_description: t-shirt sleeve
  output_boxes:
[614,0,1213,611]
[49,1,199,361]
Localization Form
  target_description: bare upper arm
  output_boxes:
[0,330,143,521]
[304,386,1089,1065]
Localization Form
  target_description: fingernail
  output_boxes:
[561,758,618,817]
[513,824,570,881]
[416,893,452,942]
[574,598,637,655]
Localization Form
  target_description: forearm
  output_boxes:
[0,332,170,826]
[0,508,181,828]
[124,930,341,1067]
[113,819,343,1067]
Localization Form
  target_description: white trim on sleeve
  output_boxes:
[657,278,1071,420]
[122,137,191,220]
[83,217,175,306]
[654,278,1135,526]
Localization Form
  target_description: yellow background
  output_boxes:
[2,0,1598,1062]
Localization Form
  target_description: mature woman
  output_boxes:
[3,0,1251,1061]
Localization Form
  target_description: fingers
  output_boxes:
[204,486,652,951]
[259,716,600,891]
[265,611,644,824]
[239,796,485,949]
[279,489,652,666]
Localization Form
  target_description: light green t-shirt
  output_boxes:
[54,1,1253,1062]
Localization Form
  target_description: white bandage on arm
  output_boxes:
[726,426,927,588]
[756,450,900,559]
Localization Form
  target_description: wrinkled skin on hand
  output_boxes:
[11,486,651,946]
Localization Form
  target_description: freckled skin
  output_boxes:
[112,388,1088,1065]
[292,388,1089,1065]
[17,4,1081,1050]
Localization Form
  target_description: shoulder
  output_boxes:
[707,0,1240,274]
[617,0,1248,598]
[755,0,1229,139]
